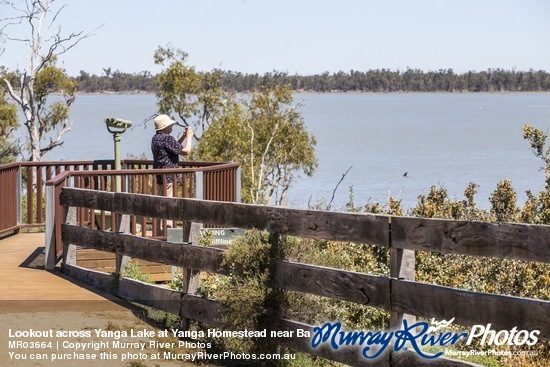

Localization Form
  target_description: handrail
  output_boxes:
[42,162,240,262]
[0,162,21,169]
[44,163,240,186]
[12,159,236,167]
[0,159,240,235]
[60,188,550,264]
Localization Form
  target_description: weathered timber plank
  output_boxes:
[62,224,228,274]
[392,216,550,263]
[61,263,116,295]
[64,189,391,244]
[268,207,389,245]
[63,189,549,263]
[63,225,116,253]
[391,352,483,367]
[390,248,416,330]
[177,198,268,229]
[392,280,550,339]
[60,188,113,211]
[112,191,268,228]
[110,277,224,326]
[77,249,117,260]
[77,259,116,268]
[117,277,183,315]
[273,261,390,309]
[180,294,225,327]
[113,192,180,221]
[62,263,222,325]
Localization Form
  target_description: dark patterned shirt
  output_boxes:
[151,131,183,184]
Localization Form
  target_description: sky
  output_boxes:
[1,0,549,77]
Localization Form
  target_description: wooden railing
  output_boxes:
[41,162,240,265]
[0,160,116,235]
[0,159,240,237]
[56,187,550,367]
[0,163,20,234]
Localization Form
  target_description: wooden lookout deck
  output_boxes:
[1,159,548,367]
[0,233,136,313]
[0,233,203,367]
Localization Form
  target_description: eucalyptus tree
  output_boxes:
[154,45,226,140]
[0,81,19,163]
[0,15,18,163]
[0,0,97,161]
[154,45,317,205]
[198,85,317,205]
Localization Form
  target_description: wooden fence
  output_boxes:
[55,187,550,367]
[0,159,241,236]
[0,162,20,234]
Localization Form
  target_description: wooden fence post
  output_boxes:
[62,205,78,266]
[389,217,416,331]
[178,170,203,331]
[176,222,202,331]
[44,185,56,270]
[265,231,284,353]
[113,188,131,275]
[235,166,242,203]
[114,213,131,274]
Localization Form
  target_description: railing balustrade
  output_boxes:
[0,159,240,236]
[0,163,20,234]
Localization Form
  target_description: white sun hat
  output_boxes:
[154,114,177,131]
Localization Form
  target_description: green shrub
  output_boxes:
[120,262,153,284]
[196,126,550,367]
[200,230,274,358]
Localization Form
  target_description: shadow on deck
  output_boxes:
[0,233,140,313]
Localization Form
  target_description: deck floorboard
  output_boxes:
[0,233,136,312]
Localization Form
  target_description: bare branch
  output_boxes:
[256,121,280,203]
[47,2,65,30]
[1,0,97,161]
[246,119,256,202]
[0,1,27,36]
[132,113,156,131]
[39,119,71,154]
[2,78,23,105]
[2,0,102,72]
[326,166,353,211]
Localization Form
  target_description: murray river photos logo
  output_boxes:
[310,318,540,360]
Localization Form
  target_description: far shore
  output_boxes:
[74,90,550,96]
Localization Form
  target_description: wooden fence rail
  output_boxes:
[55,187,550,367]
[60,188,550,263]
[391,216,550,263]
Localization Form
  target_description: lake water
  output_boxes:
[14,93,550,210]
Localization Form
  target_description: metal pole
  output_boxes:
[104,117,132,193]
[113,132,122,192]
[104,117,133,275]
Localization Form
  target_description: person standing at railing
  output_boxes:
[151,114,194,207]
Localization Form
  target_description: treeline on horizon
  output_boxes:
[73,68,550,93]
